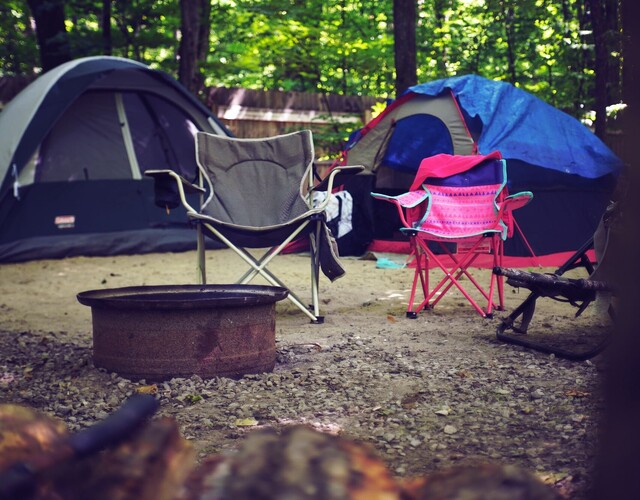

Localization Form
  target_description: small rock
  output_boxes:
[531,388,545,399]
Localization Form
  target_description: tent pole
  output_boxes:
[115,93,141,180]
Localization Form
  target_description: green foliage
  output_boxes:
[414,0,600,114]
[204,0,395,95]
[200,0,618,117]
[64,0,180,67]
[0,0,39,74]
[1,0,621,120]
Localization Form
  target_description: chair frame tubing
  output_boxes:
[196,218,322,323]
[407,233,504,318]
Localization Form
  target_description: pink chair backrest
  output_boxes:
[407,157,508,238]
[417,183,504,238]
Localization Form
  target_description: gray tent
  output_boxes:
[0,56,230,262]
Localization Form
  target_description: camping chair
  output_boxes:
[145,130,363,323]
[372,154,532,318]
[493,201,619,360]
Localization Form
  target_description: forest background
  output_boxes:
[0,0,626,151]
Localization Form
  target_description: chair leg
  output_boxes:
[234,246,320,323]
[430,250,484,305]
[407,241,428,318]
[419,244,488,317]
[410,237,504,318]
[485,236,504,317]
[495,239,505,311]
[196,223,207,285]
[308,222,324,324]
[202,221,321,323]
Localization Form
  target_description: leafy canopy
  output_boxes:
[0,0,616,119]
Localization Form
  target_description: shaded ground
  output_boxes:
[0,249,611,497]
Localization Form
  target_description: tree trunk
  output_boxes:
[605,0,622,104]
[26,0,72,72]
[591,2,640,499]
[102,0,112,55]
[179,0,210,96]
[196,0,211,62]
[575,0,589,111]
[393,0,417,97]
[588,0,609,139]
[434,0,448,74]
[504,4,517,84]
[341,0,348,95]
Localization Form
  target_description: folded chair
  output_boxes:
[372,153,532,318]
[494,201,619,360]
[146,130,363,323]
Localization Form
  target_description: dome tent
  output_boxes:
[0,56,230,263]
[341,75,623,265]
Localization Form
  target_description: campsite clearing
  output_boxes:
[0,249,608,498]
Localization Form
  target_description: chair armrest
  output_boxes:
[372,190,429,208]
[312,165,365,193]
[371,190,429,228]
[499,191,533,214]
[145,169,206,194]
[144,169,204,213]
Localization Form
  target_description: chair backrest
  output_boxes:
[413,158,508,239]
[196,131,314,227]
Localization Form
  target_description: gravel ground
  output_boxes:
[0,250,611,498]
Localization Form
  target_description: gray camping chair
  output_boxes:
[146,130,363,323]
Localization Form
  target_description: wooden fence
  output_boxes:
[204,86,384,158]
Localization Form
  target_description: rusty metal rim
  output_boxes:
[77,284,289,310]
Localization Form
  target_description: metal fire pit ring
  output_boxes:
[77,284,288,381]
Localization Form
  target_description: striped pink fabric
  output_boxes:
[417,184,502,238]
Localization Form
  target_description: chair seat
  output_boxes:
[403,226,504,242]
[190,209,324,249]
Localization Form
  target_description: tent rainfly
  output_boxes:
[340,74,623,266]
[0,56,230,263]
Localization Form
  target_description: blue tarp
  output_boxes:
[407,75,623,179]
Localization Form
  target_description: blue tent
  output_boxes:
[342,75,622,263]
[409,75,621,179]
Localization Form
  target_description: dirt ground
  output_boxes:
[0,248,612,497]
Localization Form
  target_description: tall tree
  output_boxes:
[102,0,112,55]
[393,0,417,96]
[502,1,517,83]
[588,0,610,138]
[26,0,72,71]
[591,0,640,496]
[179,0,210,95]
[432,0,449,74]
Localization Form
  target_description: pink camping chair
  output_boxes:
[372,152,532,318]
